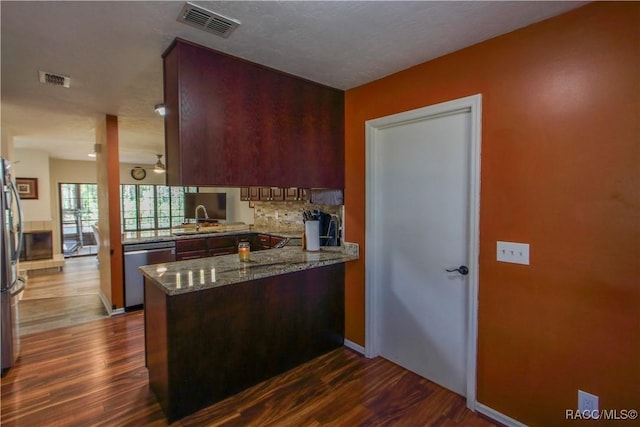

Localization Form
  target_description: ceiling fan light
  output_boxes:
[154,104,166,116]
[154,154,166,173]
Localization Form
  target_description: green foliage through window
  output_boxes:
[60,183,197,234]
[120,185,197,231]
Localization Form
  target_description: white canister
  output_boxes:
[304,220,320,251]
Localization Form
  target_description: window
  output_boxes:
[120,185,196,231]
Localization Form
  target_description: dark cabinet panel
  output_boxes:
[249,187,260,201]
[145,263,344,421]
[284,187,298,201]
[208,248,235,257]
[258,187,284,201]
[206,236,238,249]
[257,234,271,250]
[175,238,206,253]
[284,187,307,201]
[206,236,237,257]
[258,187,271,201]
[241,186,305,202]
[164,40,259,186]
[163,39,344,188]
[270,236,285,248]
[176,238,208,261]
[240,187,250,201]
[173,232,284,261]
[240,187,261,201]
[271,188,284,201]
[176,250,207,261]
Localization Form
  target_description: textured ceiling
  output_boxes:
[0,1,587,165]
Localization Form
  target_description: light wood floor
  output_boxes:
[18,256,108,336]
[1,310,499,426]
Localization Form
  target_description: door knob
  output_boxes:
[446,265,469,275]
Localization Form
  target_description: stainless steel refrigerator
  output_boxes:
[1,157,25,374]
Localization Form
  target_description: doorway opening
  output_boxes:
[59,183,99,258]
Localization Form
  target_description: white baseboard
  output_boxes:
[476,402,527,427]
[344,339,365,355]
[98,291,125,316]
[98,291,111,314]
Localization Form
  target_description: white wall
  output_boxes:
[1,128,15,160]
[13,149,52,222]
[51,158,97,183]
[50,159,167,185]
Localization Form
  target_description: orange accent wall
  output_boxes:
[344,3,639,425]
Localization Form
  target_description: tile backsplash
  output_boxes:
[254,201,342,231]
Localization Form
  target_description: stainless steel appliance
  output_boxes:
[1,158,25,374]
[123,241,176,311]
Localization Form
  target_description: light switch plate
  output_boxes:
[497,241,530,265]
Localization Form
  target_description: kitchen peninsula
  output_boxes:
[140,244,358,422]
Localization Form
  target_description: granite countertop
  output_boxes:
[139,243,358,296]
[122,225,304,245]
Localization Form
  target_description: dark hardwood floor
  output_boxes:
[1,311,499,426]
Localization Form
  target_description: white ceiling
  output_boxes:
[1,1,587,166]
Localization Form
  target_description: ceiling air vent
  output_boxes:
[38,70,71,88]
[177,2,241,38]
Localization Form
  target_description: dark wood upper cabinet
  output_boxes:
[163,38,344,189]
[284,187,299,201]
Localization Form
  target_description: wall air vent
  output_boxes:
[177,2,241,38]
[38,70,71,88]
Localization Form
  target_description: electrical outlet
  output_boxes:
[578,390,599,412]
[496,241,530,265]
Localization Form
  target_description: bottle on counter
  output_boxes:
[238,241,250,261]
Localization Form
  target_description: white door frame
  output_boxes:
[364,94,482,410]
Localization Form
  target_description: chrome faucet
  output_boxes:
[194,204,209,231]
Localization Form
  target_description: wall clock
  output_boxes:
[131,167,146,181]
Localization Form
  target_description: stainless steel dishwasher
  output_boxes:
[123,240,176,311]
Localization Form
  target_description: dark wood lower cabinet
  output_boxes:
[144,263,345,422]
[175,250,207,260]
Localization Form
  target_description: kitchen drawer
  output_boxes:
[207,236,238,249]
[270,236,285,247]
[176,238,206,252]
[208,247,236,257]
[176,250,207,260]
[257,234,270,248]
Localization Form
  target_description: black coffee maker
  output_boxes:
[318,212,339,246]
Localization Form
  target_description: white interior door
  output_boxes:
[366,96,481,402]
